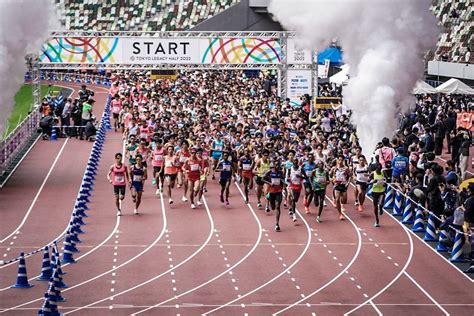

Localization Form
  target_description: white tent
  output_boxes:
[412,80,437,94]
[435,78,474,95]
[330,64,349,85]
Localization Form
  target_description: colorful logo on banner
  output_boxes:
[201,38,281,64]
[40,37,119,63]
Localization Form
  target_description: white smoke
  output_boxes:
[269,0,439,156]
[0,0,59,137]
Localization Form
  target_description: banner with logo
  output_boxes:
[287,39,313,64]
[39,37,282,65]
[287,69,312,106]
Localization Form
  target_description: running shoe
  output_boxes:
[155,189,160,195]
[152,179,156,186]
[117,210,122,216]
[323,201,327,207]
[316,216,321,223]
[212,175,216,180]
[169,198,174,205]
[374,222,380,227]
[283,202,288,209]
[292,213,297,222]
[257,202,262,208]
[226,201,230,206]
[379,208,384,216]
[304,206,310,214]
[134,209,139,215]
[339,214,345,221]
[182,196,188,202]
[197,201,203,206]
[133,197,137,203]
[357,205,363,212]
[191,204,196,209]
[245,197,249,204]
[341,206,346,212]
[288,210,294,216]
[177,184,182,188]
[275,224,281,232]
[265,206,270,213]
[204,187,208,193]
[354,200,359,206]
[220,195,225,203]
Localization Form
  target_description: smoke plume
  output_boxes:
[0,0,59,137]
[269,0,439,156]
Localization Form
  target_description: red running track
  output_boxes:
[0,84,473,315]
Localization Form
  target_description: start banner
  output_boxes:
[39,37,283,65]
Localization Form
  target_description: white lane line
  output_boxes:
[273,195,362,315]
[0,139,70,244]
[132,182,263,315]
[66,194,215,314]
[343,189,415,316]
[403,271,450,316]
[1,190,165,314]
[201,205,312,315]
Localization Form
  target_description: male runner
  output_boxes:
[107,152,130,216]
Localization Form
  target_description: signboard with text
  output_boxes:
[39,37,283,65]
[287,69,312,106]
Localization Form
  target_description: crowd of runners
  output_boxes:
[104,70,473,240]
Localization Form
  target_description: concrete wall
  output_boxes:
[428,61,474,81]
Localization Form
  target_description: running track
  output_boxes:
[0,84,473,315]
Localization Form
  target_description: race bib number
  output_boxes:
[271,178,280,185]
[306,170,313,177]
[140,133,147,139]
[223,164,231,171]
[215,145,223,151]
[335,170,347,183]
[155,155,163,161]
[114,175,124,183]
[316,176,326,184]
[242,163,251,171]
[133,175,142,182]
[165,161,173,167]
[191,164,200,171]
[179,156,188,163]
[291,175,301,184]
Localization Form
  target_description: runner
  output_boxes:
[177,141,191,201]
[303,152,317,214]
[197,148,210,206]
[283,150,296,209]
[331,155,351,220]
[125,135,138,166]
[183,147,202,209]
[254,149,271,210]
[354,155,370,212]
[351,146,363,206]
[264,161,285,231]
[107,152,130,216]
[151,138,165,195]
[287,159,304,222]
[111,94,122,132]
[215,151,234,206]
[129,154,147,214]
[211,133,224,180]
[164,145,179,205]
[369,163,386,227]
[312,160,329,223]
[239,149,255,203]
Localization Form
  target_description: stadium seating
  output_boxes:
[54,0,238,32]
[431,0,472,63]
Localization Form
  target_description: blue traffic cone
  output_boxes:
[449,230,465,262]
[383,186,394,210]
[69,227,82,244]
[38,295,52,315]
[62,238,77,264]
[45,283,61,316]
[37,246,52,281]
[50,127,58,141]
[74,212,86,226]
[423,214,438,242]
[51,270,66,301]
[392,191,403,216]
[52,243,66,276]
[66,233,79,253]
[411,206,425,232]
[11,252,34,288]
[401,198,414,224]
[436,229,450,252]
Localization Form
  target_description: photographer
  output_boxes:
[78,84,94,103]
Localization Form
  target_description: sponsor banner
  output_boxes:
[40,37,282,65]
[287,69,312,106]
[322,59,331,78]
[287,39,312,64]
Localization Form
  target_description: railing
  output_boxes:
[0,109,41,175]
